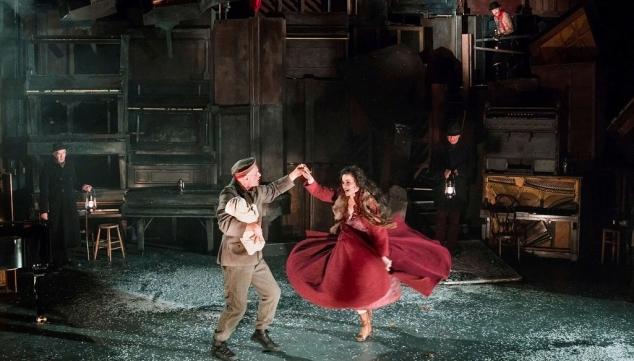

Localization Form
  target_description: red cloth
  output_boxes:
[251,0,262,13]
[286,182,452,309]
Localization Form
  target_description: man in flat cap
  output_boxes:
[39,143,92,268]
[212,157,306,361]
[430,111,474,255]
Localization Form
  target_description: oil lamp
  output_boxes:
[444,171,456,199]
[85,188,97,213]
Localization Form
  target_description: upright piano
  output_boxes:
[480,173,582,260]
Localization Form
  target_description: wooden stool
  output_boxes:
[94,223,126,262]
[601,228,621,264]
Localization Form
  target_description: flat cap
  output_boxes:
[231,157,257,177]
[51,142,67,152]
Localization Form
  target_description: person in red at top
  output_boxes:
[489,1,514,37]
[286,165,452,342]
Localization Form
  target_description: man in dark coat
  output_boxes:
[39,143,92,267]
[431,116,475,254]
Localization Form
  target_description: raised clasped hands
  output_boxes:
[299,165,314,184]
[289,163,311,181]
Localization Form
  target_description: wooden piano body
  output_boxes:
[480,173,582,260]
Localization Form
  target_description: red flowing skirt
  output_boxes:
[286,216,452,309]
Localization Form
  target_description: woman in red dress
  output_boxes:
[286,165,452,342]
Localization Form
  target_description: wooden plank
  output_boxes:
[285,38,347,78]
[129,32,209,81]
[259,105,284,179]
[130,164,216,186]
[259,18,285,105]
[284,79,307,164]
[461,34,473,90]
[26,75,122,92]
[214,18,284,106]
[214,20,251,105]
[216,106,252,182]
[530,7,596,65]
[553,221,571,248]
[27,140,127,155]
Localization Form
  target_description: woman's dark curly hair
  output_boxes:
[330,165,395,231]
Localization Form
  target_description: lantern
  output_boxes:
[85,188,97,213]
[444,172,456,199]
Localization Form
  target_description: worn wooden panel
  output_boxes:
[27,140,126,155]
[284,79,306,164]
[260,18,285,104]
[530,7,596,65]
[0,270,6,288]
[553,221,571,248]
[531,0,582,17]
[130,30,210,81]
[286,39,347,78]
[305,79,350,163]
[467,0,579,16]
[532,63,596,161]
[217,106,252,182]
[425,17,459,56]
[259,105,284,179]
[282,79,350,236]
[26,75,122,92]
[214,18,284,105]
[131,165,216,186]
[283,161,307,237]
[214,20,251,105]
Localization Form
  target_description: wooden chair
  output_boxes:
[601,228,621,264]
[93,223,126,262]
[490,194,520,262]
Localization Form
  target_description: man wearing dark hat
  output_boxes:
[489,1,514,37]
[39,143,92,267]
[488,1,516,79]
[431,112,474,255]
[212,158,306,361]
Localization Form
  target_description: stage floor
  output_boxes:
[1,241,633,361]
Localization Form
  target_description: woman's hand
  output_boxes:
[301,166,315,184]
[381,256,392,272]
[289,163,308,181]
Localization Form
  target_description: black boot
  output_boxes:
[250,329,280,352]
[212,340,237,361]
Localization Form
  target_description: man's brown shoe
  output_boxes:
[250,329,280,352]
